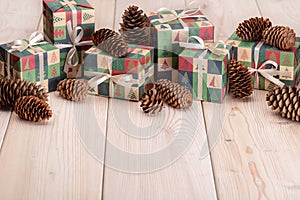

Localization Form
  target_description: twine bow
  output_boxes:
[251,41,293,89]
[151,1,205,25]
[6,32,47,83]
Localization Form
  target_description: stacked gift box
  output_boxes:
[226,33,300,90]
[43,0,95,79]
[83,44,155,101]
[146,9,214,82]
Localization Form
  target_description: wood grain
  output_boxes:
[0,111,11,152]
[202,90,300,200]
[103,99,217,200]
[0,93,108,200]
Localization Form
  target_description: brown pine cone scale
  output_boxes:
[57,79,89,101]
[155,79,193,109]
[140,88,164,114]
[14,96,52,122]
[266,85,300,122]
[0,78,48,109]
[236,17,272,41]
[92,28,128,57]
[229,60,253,98]
[262,26,296,50]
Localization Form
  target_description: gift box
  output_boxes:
[0,40,61,92]
[83,45,155,101]
[178,43,232,103]
[226,32,300,90]
[146,8,214,82]
[43,0,95,44]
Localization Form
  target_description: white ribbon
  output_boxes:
[62,0,77,29]
[151,1,205,24]
[6,32,47,82]
[251,41,293,89]
[55,20,93,74]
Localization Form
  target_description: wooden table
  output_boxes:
[0,0,299,199]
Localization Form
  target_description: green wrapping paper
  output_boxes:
[83,45,155,101]
[0,39,61,92]
[178,43,232,103]
[146,8,214,82]
[226,32,300,90]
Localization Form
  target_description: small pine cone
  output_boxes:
[119,5,150,45]
[140,88,164,114]
[262,26,296,50]
[0,78,48,109]
[236,17,272,41]
[57,79,89,101]
[92,28,128,57]
[155,79,193,109]
[229,60,253,98]
[14,96,52,122]
[266,85,300,122]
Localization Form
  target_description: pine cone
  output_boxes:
[266,85,300,122]
[229,60,253,98]
[236,17,272,41]
[155,79,193,109]
[57,79,89,101]
[262,26,296,50]
[92,28,128,57]
[119,5,150,45]
[140,88,164,114]
[0,78,48,109]
[14,96,52,122]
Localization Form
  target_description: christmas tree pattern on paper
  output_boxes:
[209,76,216,87]
[182,72,190,86]
[174,32,180,42]
[53,16,63,24]
[24,59,30,71]
[127,60,136,72]
[161,59,169,70]
[269,52,278,62]
[128,88,137,100]
[83,12,94,22]
[283,54,291,66]
[51,67,57,77]
[50,52,58,64]
[54,29,65,39]
[240,49,249,61]
[115,86,121,97]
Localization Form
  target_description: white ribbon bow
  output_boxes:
[151,1,205,24]
[55,21,93,74]
[251,41,293,89]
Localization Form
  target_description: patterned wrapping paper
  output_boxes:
[83,45,155,101]
[146,9,214,82]
[0,42,61,92]
[178,44,232,103]
[226,33,300,90]
[43,0,95,44]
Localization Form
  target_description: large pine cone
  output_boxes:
[229,60,253,98]
[92,28,128,57]
[57,79,89,101]
[14,96,52,122]
[155,79,193,109]
[266,85,300,122]
[236,17,272,41]
[140,88,164,114]
[119,5,150,45]
[262,26,296,50]
[0,78,48,109]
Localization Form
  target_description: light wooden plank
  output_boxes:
[0,111,11,151]
[256,0,300,36]
[103,99,217,199]
[113,0,186,30]
[203,90,300,200]
[0,93,108,200]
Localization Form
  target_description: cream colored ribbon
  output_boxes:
[251,41,293,89]
[55,21,93,74]
[62,0,77,29]
[6,32,47,84]
[151,1,205,27]
[85,65,154,97]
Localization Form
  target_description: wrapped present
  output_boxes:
[43,0,94,78]
[43,0,95,44]
[0,32,61,92]
[226,32,300,90]
[178,37,232,103]
[146,6,214,82]
[83,45,155,101]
